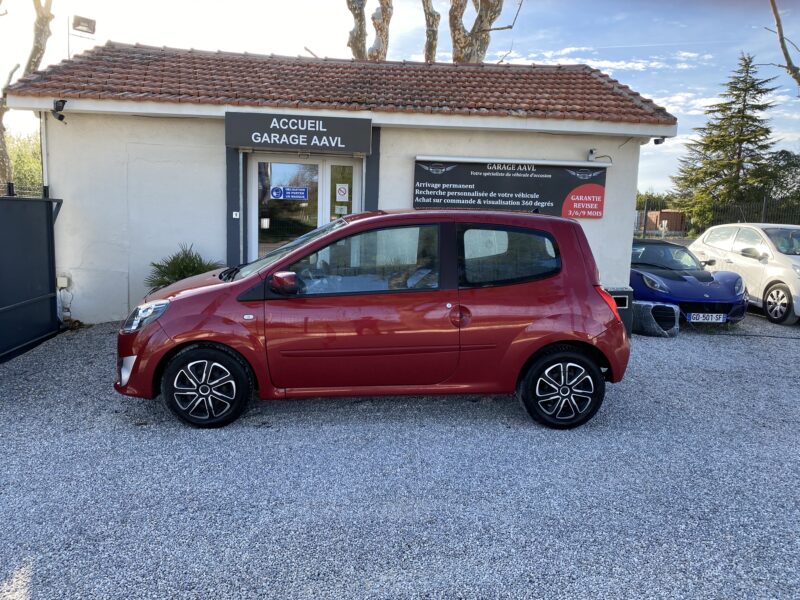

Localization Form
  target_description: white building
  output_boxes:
[7,42,677,325]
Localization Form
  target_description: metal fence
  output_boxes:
[0,183,63,359]
[636,198,800,239]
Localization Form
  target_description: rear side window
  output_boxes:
[458,225,560,287]
[732,228,770,256]
[704,226,737,250]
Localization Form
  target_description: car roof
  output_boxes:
[344,209,576,227]
[707,223,800,230]
[632,238,687,248]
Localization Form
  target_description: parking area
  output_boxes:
[1,316,798,599]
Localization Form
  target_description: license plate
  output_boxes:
[687,313,726,323]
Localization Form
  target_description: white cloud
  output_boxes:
[651,92,721,116]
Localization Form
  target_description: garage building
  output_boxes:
[6,42,677,324]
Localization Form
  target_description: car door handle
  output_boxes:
[449,305,472,328]
[724,259,734,264]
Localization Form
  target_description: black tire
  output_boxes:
[764,283,798,325]
[518,346,605,429]
[161,346,252,427]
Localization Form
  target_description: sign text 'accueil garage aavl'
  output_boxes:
[225,112,372,155]
[413,160,607,219]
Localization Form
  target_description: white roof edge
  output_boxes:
[6,95,678,138]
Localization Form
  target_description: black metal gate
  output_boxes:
[0,191,63,359]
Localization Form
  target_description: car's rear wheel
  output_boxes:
[764,283,798,325]
[161,346,252,427]
[519,347,605,429]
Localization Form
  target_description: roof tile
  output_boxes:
[8,41,676,126]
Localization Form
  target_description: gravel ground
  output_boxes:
[1,314,799,599]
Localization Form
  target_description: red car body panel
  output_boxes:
[114,210,629,401]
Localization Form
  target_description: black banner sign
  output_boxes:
[413,160,607,219]
[225,112,372,154]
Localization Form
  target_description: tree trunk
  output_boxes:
[346,0,368,60]
[770,0,800,87]
[421,0,440,62]
[0,0,54,186]
[449,0,504,64]
[367,0,393,60]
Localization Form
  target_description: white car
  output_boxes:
[689,224,800,324]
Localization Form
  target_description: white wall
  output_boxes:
[45,113,226,323]
[378,127,643,288]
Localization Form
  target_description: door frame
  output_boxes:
[246,153,363,261]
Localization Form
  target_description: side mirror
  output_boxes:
[269,271,300,295]
[740,247,762,260]
[701,259,716,267]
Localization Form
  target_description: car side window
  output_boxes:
[288,224,440,295]
[732,228,770,256]
[704,226,737,250]
[458,225,560,287]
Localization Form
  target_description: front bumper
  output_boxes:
[114,322,175,398]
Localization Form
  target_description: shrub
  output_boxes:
[145,244,223,290]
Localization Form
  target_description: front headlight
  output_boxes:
[642,273,669,293]
[122,300,169,333]
[734,277,745,296]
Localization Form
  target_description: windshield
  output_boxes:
[763,228,800,256]
[631,243,702,270]
[232,219,348,280]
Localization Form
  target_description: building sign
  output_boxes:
[225,112,372,154]
[269,186,308,200]
[413,160,607,219]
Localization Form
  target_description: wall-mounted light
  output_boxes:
[72,15,96,34]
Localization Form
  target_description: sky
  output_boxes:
[1,0,799,192]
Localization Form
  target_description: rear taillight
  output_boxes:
[595,286,622,322]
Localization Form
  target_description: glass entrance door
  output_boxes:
[248,155,362,260]
[257,161,319,255]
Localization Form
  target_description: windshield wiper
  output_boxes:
[218,264,244,281]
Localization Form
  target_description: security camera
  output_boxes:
[653,137,666,145]
[50,110,65,122]
[53,99,67,112]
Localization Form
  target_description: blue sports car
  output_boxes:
[630,240,747,335]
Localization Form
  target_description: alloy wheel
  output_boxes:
[534,361,595,420]
[172,360,237,420]
[766,288,788,320]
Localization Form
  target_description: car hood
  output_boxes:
[144,269,230,303]
[631,267,740,299]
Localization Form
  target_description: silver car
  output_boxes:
[689,224,800,324]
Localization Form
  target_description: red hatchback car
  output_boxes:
[115,210,629,428]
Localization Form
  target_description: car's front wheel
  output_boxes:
[764,283,798,325]
[519,347,606,429]
[161,346,252,427]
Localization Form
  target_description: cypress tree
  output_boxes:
[673,54,776,228]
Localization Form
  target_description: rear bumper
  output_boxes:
[594,320,630,383]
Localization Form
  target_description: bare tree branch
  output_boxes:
[764,27,800,54]
[481,0,522,33]
[24,0,54,75]
[367,0,393,60]
[346,0,368,59]
[1,0,54,183]
[450,0,505,64]
[496,40,514,64]
[769,0,800,87]
[421,0,440,62]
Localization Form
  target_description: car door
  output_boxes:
[264,222,460,390]
[451,223,564,388]
[693,226,738,272]
[729,226,770,297]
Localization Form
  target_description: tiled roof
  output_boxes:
[8,42,676,126]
